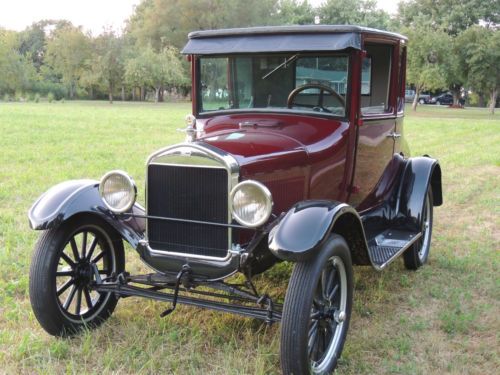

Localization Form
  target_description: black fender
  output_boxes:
[268,200,371,264]
[396,156,442,232]
[28,179,145,248]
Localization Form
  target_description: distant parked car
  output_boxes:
[417,93,431,104]
[430,93,453,105]
[404,90,430,104]
[430,93,466,106]
[405,89,415,103]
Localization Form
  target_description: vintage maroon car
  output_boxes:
[28,26,442,374]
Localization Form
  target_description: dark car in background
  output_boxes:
[28,25,442,374]
[430,92,454,105]
[430,92,466,106]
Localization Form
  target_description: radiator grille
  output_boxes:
[147,164,229,258]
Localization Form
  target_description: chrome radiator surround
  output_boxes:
[145,142,239,261]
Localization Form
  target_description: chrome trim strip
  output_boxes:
[147,245,234,262]
[148,162,227,170]
[377,232,422,270]
[145,142,240,261]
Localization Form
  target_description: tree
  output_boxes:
[401,19,449,111]
[276,0,315,25]
[45,24,91,99]
[396,0,500,107]
[458,26,500,114]
[397,0,500,35]
[93,31,125,103]
[0,29,35,95]
[319,0,391,30]
[126,0,279,50]
[124,45,186,102]
[17,22,46,72]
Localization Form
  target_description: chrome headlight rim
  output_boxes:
[230,180,273,228]
[99,170,137,213]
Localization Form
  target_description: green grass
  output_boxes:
[0,101,499,374]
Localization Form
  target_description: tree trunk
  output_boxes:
[132,87,136,101]
[121,86,125,101]
[140,86,145,101]
[450,85,461,107]
[89,87,94,100]
[478,93,485,107]
[155,87,160,103]
[412,86,421,111]
[158,86,164,102]
[69,83,75,99]
[489,89,497,115]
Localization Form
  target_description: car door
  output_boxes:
[349,43,397,210]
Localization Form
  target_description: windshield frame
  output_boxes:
[194,52,352,120]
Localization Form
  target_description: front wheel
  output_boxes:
[29,215,125,336]
[280,235,353,374]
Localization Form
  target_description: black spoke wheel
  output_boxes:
[29,215,125,336]
[281,235,353,375]
[404,186,433,270]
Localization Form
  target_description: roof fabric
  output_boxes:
[181,32,362,55]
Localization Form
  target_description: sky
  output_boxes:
[0,0,400,35]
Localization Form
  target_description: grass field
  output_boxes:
[0,101,498,374]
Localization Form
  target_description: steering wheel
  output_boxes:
[287,83,346,113]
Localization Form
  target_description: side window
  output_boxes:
[294,56,348,116]
[361,57,372,95]
[200,57,230,111]
[361,44,393,116]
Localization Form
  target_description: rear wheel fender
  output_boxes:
[396,157,442,232]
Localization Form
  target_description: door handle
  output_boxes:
[386,132,401,139]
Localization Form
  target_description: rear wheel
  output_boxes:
[419,98,425,104]
[280,235,353,374]
[404,187,433,270]
[29,215,125,336]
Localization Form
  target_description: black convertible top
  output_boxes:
[182,25,406,55]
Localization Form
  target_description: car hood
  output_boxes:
[199,129,309,175]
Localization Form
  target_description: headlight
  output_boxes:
[230,180,273,228]
[99,170,137,213]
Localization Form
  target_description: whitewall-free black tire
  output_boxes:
[29,215,125,336]
[280,235,353,374]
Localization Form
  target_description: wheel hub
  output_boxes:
[74,261,93,286]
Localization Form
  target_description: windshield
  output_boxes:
[197,54,349,117]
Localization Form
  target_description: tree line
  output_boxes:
[0,0,498,112]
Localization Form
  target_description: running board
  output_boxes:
[368,229,421,269]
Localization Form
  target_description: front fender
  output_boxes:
[28,179,145,248]
[268,200,367,262]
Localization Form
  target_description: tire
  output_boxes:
[419,98,425,105]
[436,100,441,106]
[280,235,353,374]
[404,187,433,270]
[29,215,125,336]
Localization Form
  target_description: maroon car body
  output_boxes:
[28,26,442,374]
